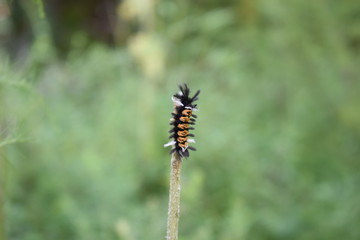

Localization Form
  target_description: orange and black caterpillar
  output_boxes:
[164,84,200,158]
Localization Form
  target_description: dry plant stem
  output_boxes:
[166,153,182,240]
[0,153,5,240]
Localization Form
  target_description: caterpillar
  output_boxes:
[164,84,200,158]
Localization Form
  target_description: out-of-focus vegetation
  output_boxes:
[1,0,360,239]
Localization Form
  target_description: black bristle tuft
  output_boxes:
[188,146,197,151]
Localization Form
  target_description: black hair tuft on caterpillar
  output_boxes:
[164,84,200,158]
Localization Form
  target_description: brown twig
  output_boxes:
[0,151,5,240]
[166,152,182,240]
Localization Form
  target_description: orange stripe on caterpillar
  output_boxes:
[177,130,189,137]
[179,116,191,122]
[177,137,188,143]
[182,109,192,116]
[178,123,189,129]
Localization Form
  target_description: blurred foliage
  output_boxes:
[1,0,360,239]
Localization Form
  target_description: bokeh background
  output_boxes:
[1,0,360,239]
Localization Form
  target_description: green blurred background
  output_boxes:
[1,0,360,239]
